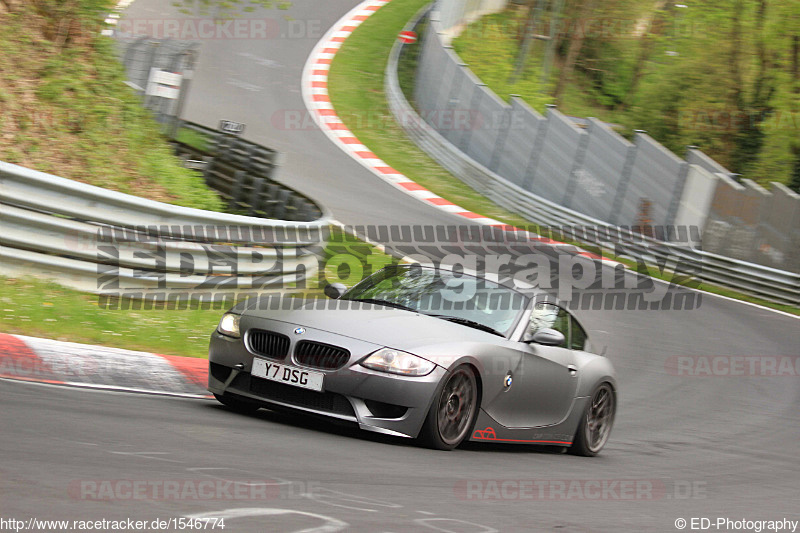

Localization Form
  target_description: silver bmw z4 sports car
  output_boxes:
[209,265,617,455]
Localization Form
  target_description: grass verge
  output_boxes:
[175,126,213,153]
[0,2,405,354]
[0,237,399,357]
[0,1,223,211]
[326,0,799,316]
[0,276,222,357]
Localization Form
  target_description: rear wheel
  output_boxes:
[213,392,260,414]
[419,365,478,450]
[569,382,615,456]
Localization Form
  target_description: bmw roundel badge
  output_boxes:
[294,327,306,335]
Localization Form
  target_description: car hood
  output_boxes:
[240,300,506,353]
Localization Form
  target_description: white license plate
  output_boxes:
[251,358,324,392]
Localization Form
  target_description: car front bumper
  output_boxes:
[208,325,445,439]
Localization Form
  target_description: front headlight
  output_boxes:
[217,313,241,338]
[361,348,436,376]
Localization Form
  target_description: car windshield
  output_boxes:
[342,265,528,337]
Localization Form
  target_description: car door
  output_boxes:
[483,302,579,429]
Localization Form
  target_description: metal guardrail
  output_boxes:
[116,35,323,223]
[385,6,800,306]
[172,121,322,222]
[0,160,332,299]
[0,11,331,300]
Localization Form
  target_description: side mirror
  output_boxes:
[323,283,347,299]
[524,328,565,347]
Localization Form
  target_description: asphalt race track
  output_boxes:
[1,1,798,532]
[161,0,458,228]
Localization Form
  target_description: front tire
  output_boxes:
[569,382,616,456]
[419,365,478,450]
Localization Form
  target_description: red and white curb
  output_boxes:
[301,0,507,228]
[300,0,614,263]
[0,333,210,398]
[300,10,800,319]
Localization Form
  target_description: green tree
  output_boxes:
[553,0,598,103]
[790,147,800,193]
[619,0,671,111]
